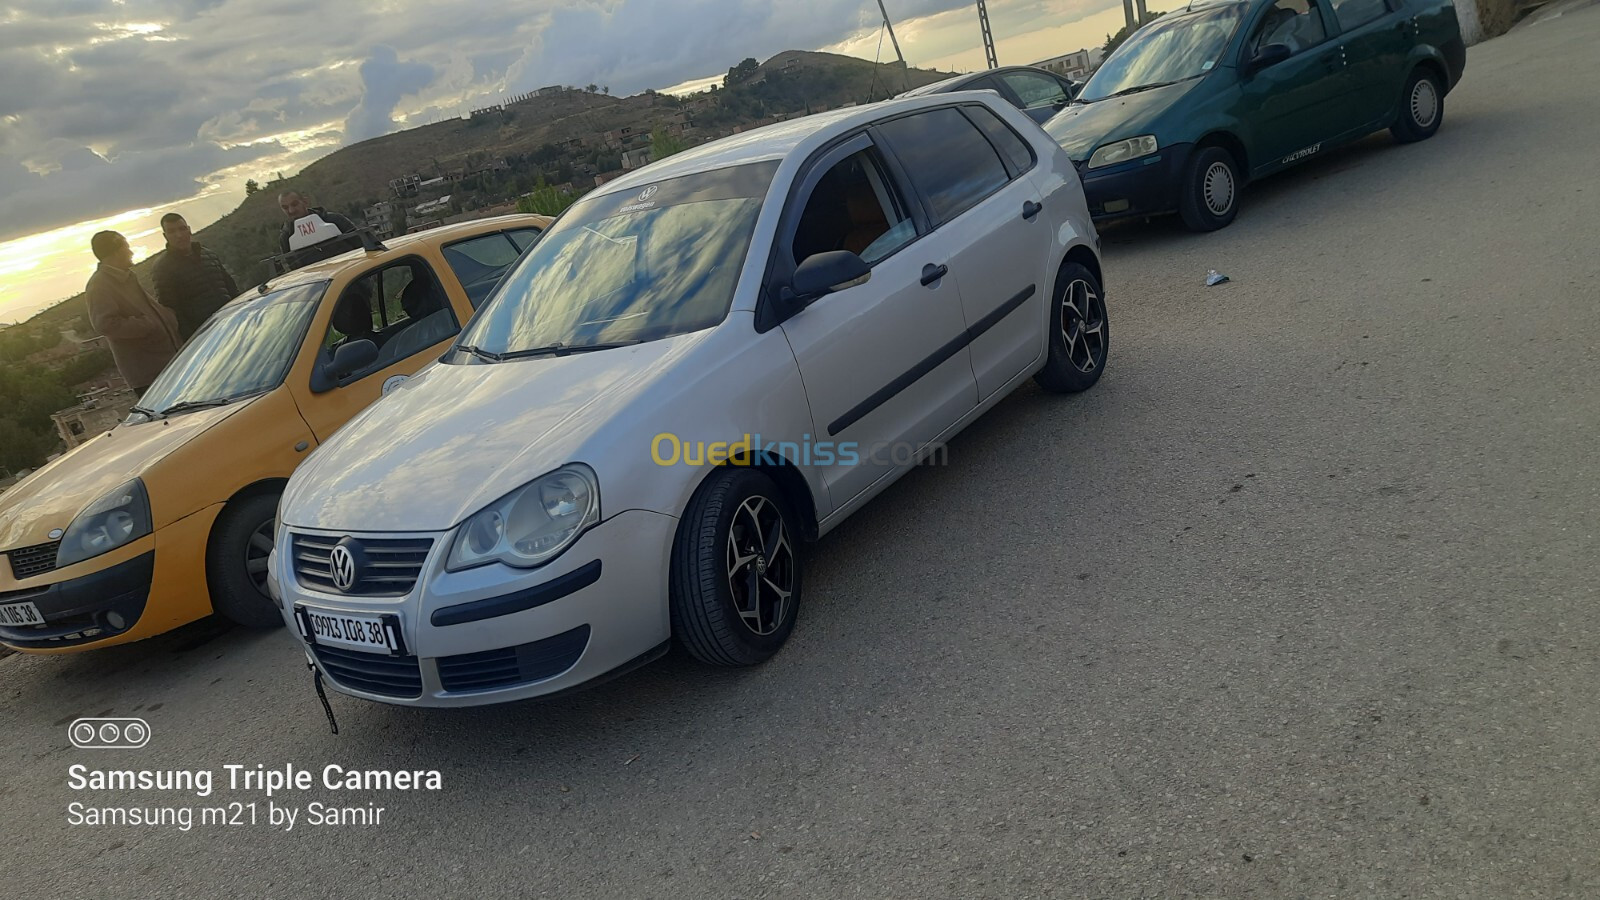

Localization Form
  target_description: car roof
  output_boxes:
[587,93,1015,201]
[897,65,1068,99]
[259,214,549,293]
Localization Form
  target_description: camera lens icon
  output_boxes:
[69,717,151,749]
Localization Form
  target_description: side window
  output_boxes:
[1330,0,1391,29]
[507,227,544,253]
[442,232,525,308]
[321,259,458,379]
[963,75,1004,96]
[999,71,1068,111]
[791,148,917,268]
[875,107,1012,224]
[963,106,1035,175]
[1253,0,1331,54]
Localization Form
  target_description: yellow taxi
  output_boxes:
[0,214,551,652]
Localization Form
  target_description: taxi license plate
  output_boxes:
[0,600,44,626]
[295,607,402,655]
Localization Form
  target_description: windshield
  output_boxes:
[1078,5,1245,102]
[135,282,325,417]
[455,161,778,357]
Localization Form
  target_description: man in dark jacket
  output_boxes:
[85,231,182,394]
[153,212,238,339]
[277,190,358,253]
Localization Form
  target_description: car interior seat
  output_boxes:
[374,275,457,368]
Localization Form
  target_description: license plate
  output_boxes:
[295,606,401,655]
[0,600,44,626]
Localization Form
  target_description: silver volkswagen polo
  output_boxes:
[270,92,1110,706]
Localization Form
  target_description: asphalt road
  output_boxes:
[5,12,1600,898]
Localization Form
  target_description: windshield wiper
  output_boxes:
[492,340,642,361]
[455,344,505,362]
[129,405,160,419]
[155,390,268,418]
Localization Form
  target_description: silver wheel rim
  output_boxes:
[245,517,274,597]
[1203,161,1235,216]
[725,496,795,636]
[1410,78,1439,128]
[1060,279,1108,374]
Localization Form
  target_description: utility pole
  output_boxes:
[976,0,998,69]
[874,0,910,90]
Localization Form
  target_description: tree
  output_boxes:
[586,83,599,94]
[651,127,689,159]
[516,176,578,216]
[245,179,260,195]
[725,57,760,88]
[602,86,611,95]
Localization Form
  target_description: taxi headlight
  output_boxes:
[56,479,153,568]
[1087,134,1159,169]
[446,465,599,572]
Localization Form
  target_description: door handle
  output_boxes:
[1022,200,1043,220]
[920,263,948,286]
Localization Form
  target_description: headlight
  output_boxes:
[446,464,600,572]
[56,479,153,568]
[1087,135,1159,169]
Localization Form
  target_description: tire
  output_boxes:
[670,468,801,667]
[1033,262,1109,394]
[1390,67,1444,143]
[206,492,284,629]
[1177,145,1242,232]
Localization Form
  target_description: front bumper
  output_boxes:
[1078,142,1194,221]
[275,509,678,707]
[0,551,154,649]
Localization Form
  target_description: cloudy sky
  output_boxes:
[0,0,1172,324]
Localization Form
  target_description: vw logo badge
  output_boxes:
[636,185,658,202]
[329,543,358,592]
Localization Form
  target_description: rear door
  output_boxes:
[440,227,543,310]
[773,133,978,508]
[876,103,1053,400]
[1330,0,1412,129]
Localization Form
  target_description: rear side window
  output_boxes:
[507,227,543,252]
[1330,0,1392,29]
[963,106,1035,175]
[443,232,526,308]
[876,107,1011,224]
[1000,71,1069,111]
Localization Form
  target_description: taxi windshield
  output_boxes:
[135,282,325,418]
[1077,5,1246,102]
[454,161,777,359]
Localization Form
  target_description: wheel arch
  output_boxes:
[204,479,288,568]
[1062,243,1103,294]
[683,459,821,543]
[1194,131,1250,179]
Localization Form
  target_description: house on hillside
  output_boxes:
[365,201,400,238]
[620,147,653,170]
[1032,48,1100,80]
[52,387,138,450]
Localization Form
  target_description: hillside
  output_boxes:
[18,49,955,333]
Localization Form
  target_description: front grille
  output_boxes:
[5,541,60,580]
[437,625,590,693]
[292,533,433,596]
[313,645,423,698]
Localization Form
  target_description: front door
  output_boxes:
[1238,0,1350,174]
[291,257,463,442]
[775,135,978,508]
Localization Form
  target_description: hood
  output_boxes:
[0,401,255,549]
[281,331,712,532]
[1043,79,1204,160]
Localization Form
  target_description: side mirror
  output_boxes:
[791,251,871,304]
[1247,43,1293,74]
[330,339,378,380]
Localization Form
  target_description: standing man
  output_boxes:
[277,190,357,253]
[152,212,238,340]
[85,231,181,395]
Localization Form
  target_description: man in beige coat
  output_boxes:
[85,231,182,394]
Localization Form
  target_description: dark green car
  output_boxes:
[1043,0,1466,230]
